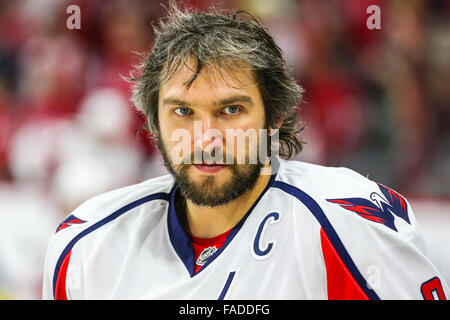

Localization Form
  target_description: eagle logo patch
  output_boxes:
[327,183,410,232]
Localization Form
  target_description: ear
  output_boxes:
[268,119,283,137]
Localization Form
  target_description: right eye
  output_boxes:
[174,107,191,116]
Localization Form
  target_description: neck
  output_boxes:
[181,164,272,239]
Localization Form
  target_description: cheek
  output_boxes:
[157,110,169,140]
[158,125,174,149]
[157,115,177,157]
[158,123,195,165]
[158,113,184,146]
[223,120,266,159]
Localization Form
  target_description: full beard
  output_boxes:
[158,140,263,207]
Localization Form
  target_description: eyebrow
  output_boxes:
[161,97,191,108]
[217,95,254,107]
[161,94,254,108]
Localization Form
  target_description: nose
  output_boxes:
[193,114,224,162]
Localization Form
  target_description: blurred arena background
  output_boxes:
[0,0,448,299]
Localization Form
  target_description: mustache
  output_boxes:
[170,146,268,166]
[186,148,228,165]
[174,152,262,166]
[175,153,235,166]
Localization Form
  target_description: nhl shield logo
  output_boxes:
[196,246,218,266]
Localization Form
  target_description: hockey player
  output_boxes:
[42,4,448,300]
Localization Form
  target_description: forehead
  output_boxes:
[158,59,261,102]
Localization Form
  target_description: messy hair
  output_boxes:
[129,2,305,158]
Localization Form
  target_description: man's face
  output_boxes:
[157,61,267,207]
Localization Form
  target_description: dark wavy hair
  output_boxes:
[128,1,305,158]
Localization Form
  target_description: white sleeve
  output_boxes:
[41,215,85,300]
[42,238,55,300]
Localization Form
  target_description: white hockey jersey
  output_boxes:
[42,158,449,300]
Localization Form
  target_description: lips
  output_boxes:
[193,164,227,173]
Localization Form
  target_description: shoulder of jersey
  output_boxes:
[52,174,174,237]
[277,158,376,193]
[276,159,416,235]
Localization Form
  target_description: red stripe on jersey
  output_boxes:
[320,228,369,300]
[55,249,72,300]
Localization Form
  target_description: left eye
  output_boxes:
[222,106,241,115]
[174,107,191,116]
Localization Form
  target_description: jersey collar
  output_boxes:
[167,159,279,277]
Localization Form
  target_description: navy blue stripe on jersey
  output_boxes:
[167,185,196,276]
[168,173,277,278]
[52,192,170,298]
[218,271,236,300]
[272,181,380,300]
